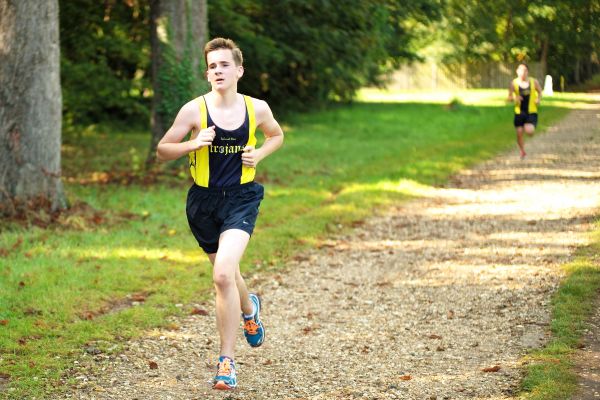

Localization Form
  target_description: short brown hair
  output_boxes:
[204,37,243,67]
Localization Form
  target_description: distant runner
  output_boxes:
[508,62,542,159]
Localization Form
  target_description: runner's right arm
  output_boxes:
[156,101,215,162]
[507,82,515,103]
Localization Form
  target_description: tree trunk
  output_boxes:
[0,0,66,213]
[146,0,207,167]
[540,35,549,78]
[502,8,513,62]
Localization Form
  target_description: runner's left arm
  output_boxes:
[534,79,543,104]
[242,99,284,168]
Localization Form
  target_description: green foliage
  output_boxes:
[58,0,440,123]
[57,0,598,123]
[437,0,600,86]
[208,0,441,110]
[574,73,600,91]
[59,0,151,125]
[381,0,444,65]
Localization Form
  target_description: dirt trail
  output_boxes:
[64,104,600,400]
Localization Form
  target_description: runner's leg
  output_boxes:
[211,229,252,358]
[207,252,253,318]
[516,126,526,158]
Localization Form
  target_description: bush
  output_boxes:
[60,0,151,126]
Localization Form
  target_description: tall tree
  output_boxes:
[147,0,207,166]
[0,0,66,213]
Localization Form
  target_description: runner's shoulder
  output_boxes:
[243,95,273,120]
[173,98,203,127]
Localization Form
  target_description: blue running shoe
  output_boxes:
[243,293,265,347]
[213,356,237,390]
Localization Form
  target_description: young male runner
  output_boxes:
[156,37,284,390]
[507,62,542,159]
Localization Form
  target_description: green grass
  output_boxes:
[0,89,584,398]
[519,219,600,400]
[358,88,600,108]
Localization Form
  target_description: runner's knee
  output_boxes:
[525,124,535,135]
[213,270,236,289]
[213,253,240,286]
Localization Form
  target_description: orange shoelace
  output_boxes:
[217,358,232,376]
[243,319,259,335]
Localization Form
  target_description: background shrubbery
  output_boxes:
[59,0,599,126]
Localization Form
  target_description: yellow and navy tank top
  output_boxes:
[188,95,257,187]
[513,78,538,115]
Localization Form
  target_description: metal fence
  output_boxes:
[386,61,544,90]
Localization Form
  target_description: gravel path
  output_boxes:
[63,104,600,400]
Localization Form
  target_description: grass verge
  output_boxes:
[519,218,600,399]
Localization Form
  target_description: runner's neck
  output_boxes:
[208,90,240,109]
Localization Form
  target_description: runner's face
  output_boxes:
[516,65,528,80]
[206,49,243,91]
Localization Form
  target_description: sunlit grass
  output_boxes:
[0,89,577,398]
[358,88,507,105]
[358,88,600,109]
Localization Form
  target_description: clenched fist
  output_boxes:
[193,126,216,150]
[241,146,262,168]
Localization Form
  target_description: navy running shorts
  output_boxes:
[186,182,264,254]
[514,113,538,127]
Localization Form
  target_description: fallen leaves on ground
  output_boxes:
[482,365,501,372]
[1,196,141,231]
